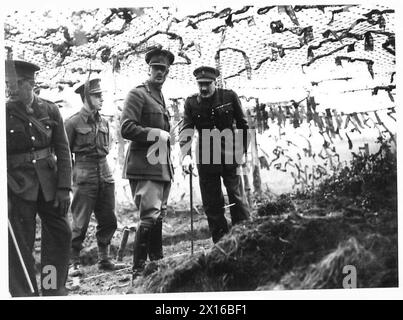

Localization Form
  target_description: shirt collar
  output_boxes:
[80,107,100,123]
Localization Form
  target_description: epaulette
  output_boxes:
[187,93,199,102]
[37,97,57,106]
[65,111,81,121]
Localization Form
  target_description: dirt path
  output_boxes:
[64,206,215,296]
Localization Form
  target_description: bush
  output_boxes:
[316,137,397,210]
[257,193,295,216]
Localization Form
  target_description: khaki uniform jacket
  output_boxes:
[120,81,173,181]
[6,96,72,202]
[64,108,114,184]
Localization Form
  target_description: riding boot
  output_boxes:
[132,225,151,277]
[148,220,163,261]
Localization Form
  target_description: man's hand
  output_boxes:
[158,129,170,143]
[148,128,170,144]
[181,155,194,174]
[53,189,71,217]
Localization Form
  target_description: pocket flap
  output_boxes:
[76,127,92,134]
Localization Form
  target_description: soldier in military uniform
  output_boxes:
[6,60,72,296]
[65,78,125,274]
[179,66,250,243]
[120,48,174,275]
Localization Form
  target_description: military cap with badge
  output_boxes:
[145,48,175,67]
[74,78,105,96]
[193,66,220,82]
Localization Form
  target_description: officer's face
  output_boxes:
[149,65,169,85]
[198,81,216,98]
[5,75,35,105]
[88,92,103,111]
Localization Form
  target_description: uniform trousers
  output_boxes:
[198,164,250,243]
[8,189,72,296]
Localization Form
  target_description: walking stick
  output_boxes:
[189,165,194,256]
[8,219,35,294]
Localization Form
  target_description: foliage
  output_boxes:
[257,193,295,216]
[316,136,397,211]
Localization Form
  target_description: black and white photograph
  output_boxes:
[1,0,400,301]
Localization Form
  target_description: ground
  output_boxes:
[62,194,397,295]
[32,140,397,295]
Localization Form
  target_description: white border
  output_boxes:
[0,0,402,300]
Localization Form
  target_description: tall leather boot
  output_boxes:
[132,225,151,276]
[98,244,126,271]
[148,220,163,261]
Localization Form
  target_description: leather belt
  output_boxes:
[75,155,107,163]
[7,147,52,164]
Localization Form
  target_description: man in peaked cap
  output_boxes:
[65,78,125,275]
[6,60,72,296]
[179,66,250,244]
[120,47,174,277]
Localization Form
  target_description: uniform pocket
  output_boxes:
[142,111,164,128]
[7,124,27,150]
[215,103,234,128]
[73,166,88,185]
[40,118,58,139]
[98,123,109,149]
[75,127,94,147]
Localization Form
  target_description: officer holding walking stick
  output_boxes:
[179,66,251,244]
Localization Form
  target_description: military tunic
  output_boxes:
[120,81,172,227]
[6,95,72,296]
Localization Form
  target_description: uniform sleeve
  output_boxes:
[107,120,113,152]
[178,97,195,158]
[64,117,75,150]
[120,88,154,144]
[50,104,72,190]
[231,90,250,154]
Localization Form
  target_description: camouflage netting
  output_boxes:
[4,5,397,195]
[4,4,395,95]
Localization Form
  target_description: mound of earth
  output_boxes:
[128,204,397,293]
[125,141,397,293]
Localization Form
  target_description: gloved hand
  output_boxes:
[158,130,170,143]
[53,189,71,217]
[181,155,194,174]
[148,128,170,143]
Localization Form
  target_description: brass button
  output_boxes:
[32,159,36,164]
[10,129,14,133]
[29,123,32,127]
[31,136,35,141]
